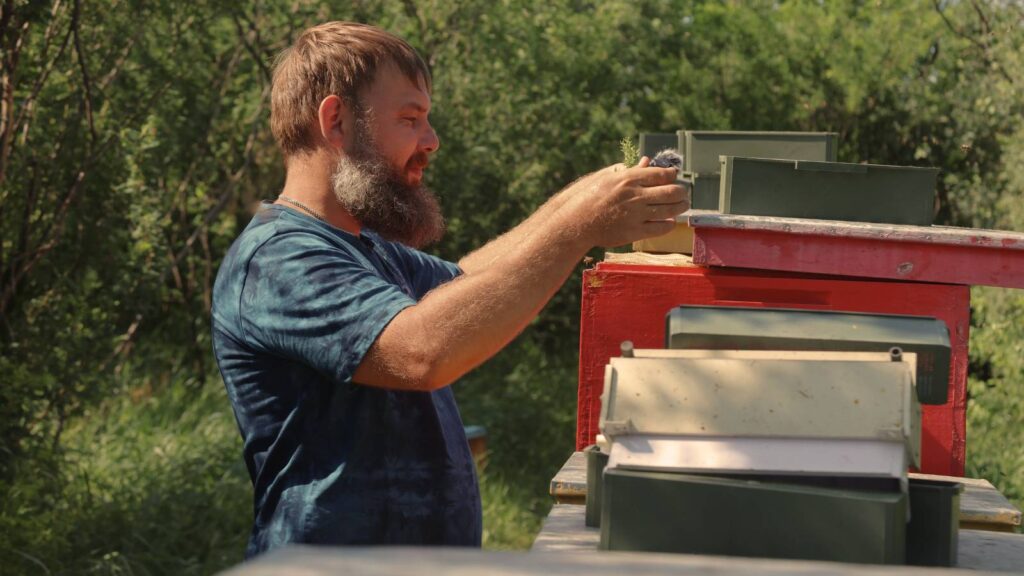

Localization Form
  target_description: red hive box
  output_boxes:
[577,262,970,476]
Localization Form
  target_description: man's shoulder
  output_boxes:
[212,206,365,334]
[225,207,368,271]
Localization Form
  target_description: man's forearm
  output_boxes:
[457,183,578,274]
[353,162,683,392]
[357,209,590,390]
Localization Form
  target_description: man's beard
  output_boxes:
[330,123,445,249]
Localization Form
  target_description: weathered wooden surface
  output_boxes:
[686,210,1024,289]
[549,450,587,504]
[534,503,1024,572]
[549,451,588,498]
[223,540,1007,576]
[910,472,1023,533]
[630,222,695,255]
[552,452,1022,533]
[578,262,970,475]
[604,251,696,267]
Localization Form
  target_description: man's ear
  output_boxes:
[317,95,349,151]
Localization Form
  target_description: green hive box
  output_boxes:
[905,478,962,567]
[599,468,907,565]
[584,444,608,528]
[639,133,679,159]
[675,131,838,208]
[665,306,951,405]
[678,130,838,174]
[719,156,939,225]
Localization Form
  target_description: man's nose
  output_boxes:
[421,122,440,154]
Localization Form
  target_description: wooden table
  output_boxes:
[550,452,1022,533]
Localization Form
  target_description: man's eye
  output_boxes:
[402,117,417,125]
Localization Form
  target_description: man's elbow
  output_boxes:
[398,352,453,392]
[358,344,453,393]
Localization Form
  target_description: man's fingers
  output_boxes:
[645,201,690,221]
[639,219,677,237]
[627,165,679,187]
[638,183,689,205]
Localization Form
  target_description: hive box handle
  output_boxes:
[794,160,868,174]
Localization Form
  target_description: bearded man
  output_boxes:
[212,22,687,557]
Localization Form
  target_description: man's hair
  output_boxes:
[270,22,431,157]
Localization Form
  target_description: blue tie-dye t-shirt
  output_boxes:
[211,203,481,557]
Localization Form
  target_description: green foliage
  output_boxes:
[620,136,640,167]
[968,287,1024,511]
[1,374,252,575]
[1,1,1023,574]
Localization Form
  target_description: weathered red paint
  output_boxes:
[691,226,1024,289]
[578,262,970,476]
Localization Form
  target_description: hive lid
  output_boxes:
[599,350,921,466]
[606,435,909,479]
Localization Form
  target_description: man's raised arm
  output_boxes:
[457,158,655,274]
[352,162,685,391]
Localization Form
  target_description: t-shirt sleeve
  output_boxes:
[238,231,416,384]
[389,243,462,299]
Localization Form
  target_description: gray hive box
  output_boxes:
[677,131,838,209]
[638,133,678,159]
[599,351,921,469]
[665,306,951,405]
[719,156,939,225]
[599,468,907,564]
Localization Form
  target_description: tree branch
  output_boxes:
[231,11,272,83]
[71,0,96,144]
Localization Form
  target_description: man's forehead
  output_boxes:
[363,62,431,111]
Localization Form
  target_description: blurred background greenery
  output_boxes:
[1,1,1021,574]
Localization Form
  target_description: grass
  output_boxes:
[1,376,553,575]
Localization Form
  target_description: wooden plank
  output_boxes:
[604,251,696,267]
[549,450,587,504]
[531,504,600,553]
[578,263,970,475]
[910,472,1022,530]
[686,210,1024,289]
[630,223,695,255]
[553,452,1023,533]
[531,504,599,552]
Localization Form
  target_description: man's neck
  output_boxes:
[278,151,362,235]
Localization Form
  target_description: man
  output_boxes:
[212,21,687,557]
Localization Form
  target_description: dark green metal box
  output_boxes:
[678,130,838,174]
[599,468,907,564]
[584,444,608,528]
[675,131,838,208]
[906,478,962,567]
[719,156,939,225]
[665,306,951,405]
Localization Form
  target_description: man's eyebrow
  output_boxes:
[398,102,429,113]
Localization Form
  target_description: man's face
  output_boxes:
[331,63,444,248]
[357,63,439,187]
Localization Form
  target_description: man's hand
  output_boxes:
[556,157,689,248]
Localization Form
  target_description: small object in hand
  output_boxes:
[650,149,683,171]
